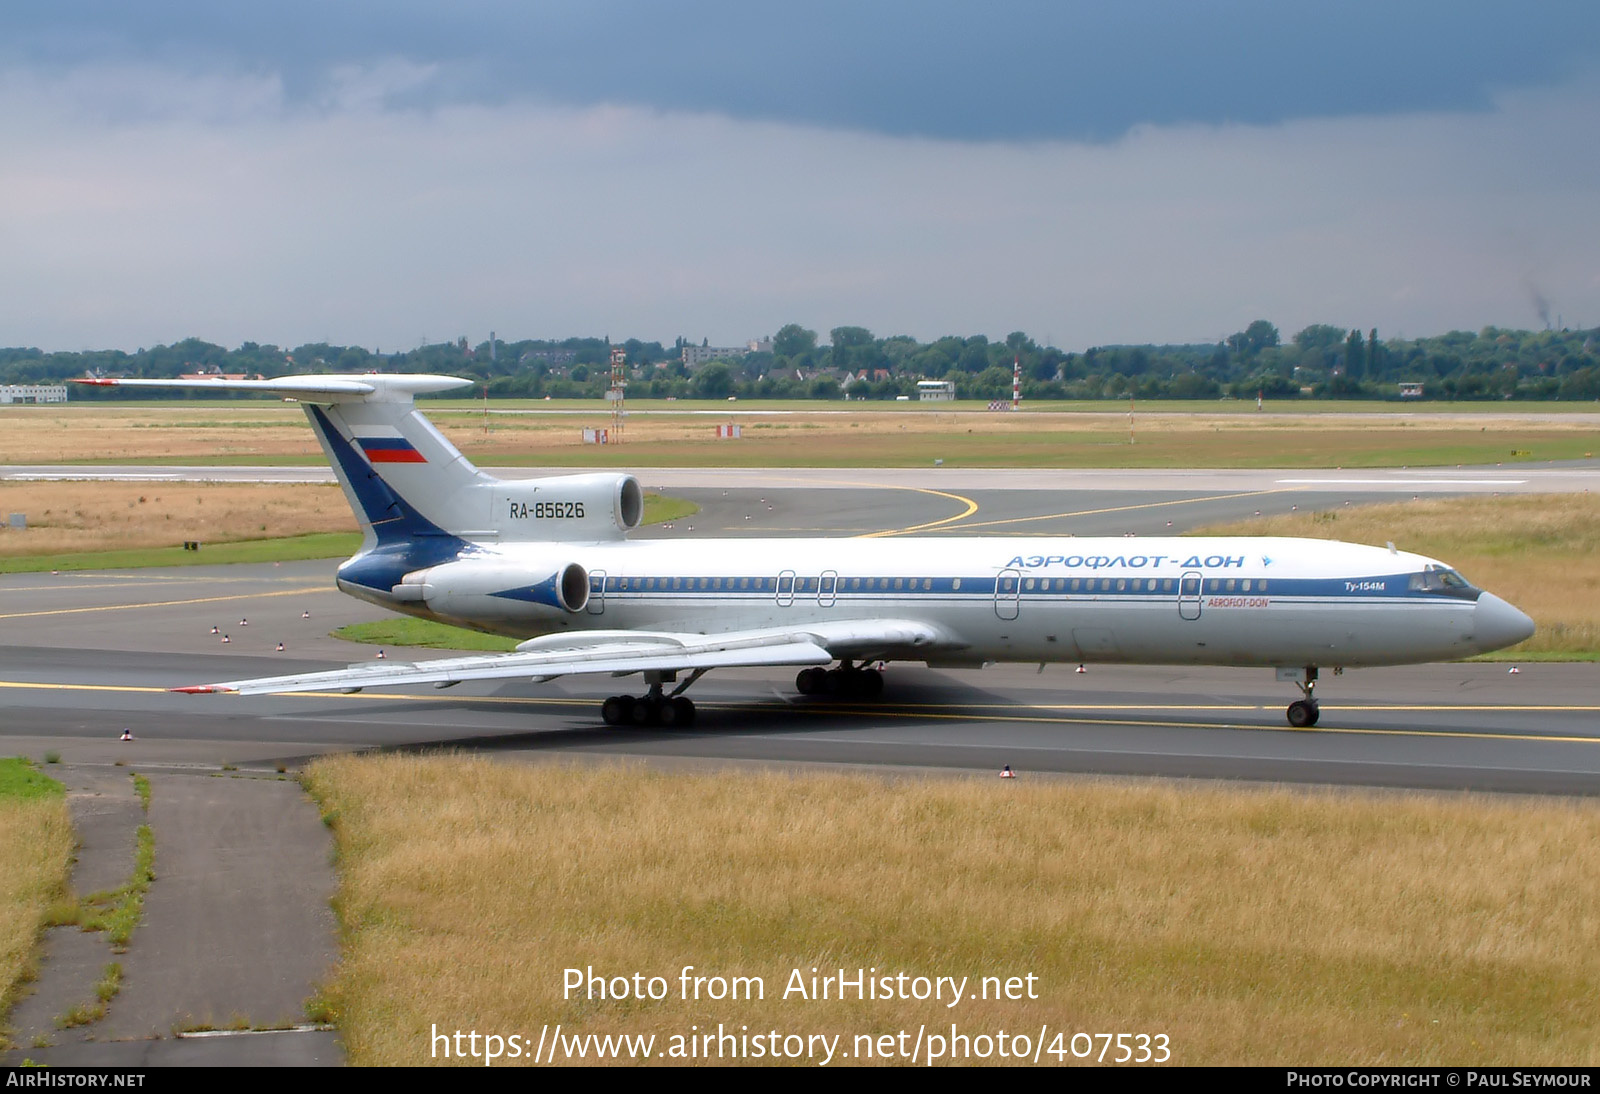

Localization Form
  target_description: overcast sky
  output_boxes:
[2,1,1597,352]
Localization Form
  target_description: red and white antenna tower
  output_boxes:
[609,346,627,441]
[1012,355,1021,411]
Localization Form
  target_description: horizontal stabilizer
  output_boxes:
[73,373,470,403]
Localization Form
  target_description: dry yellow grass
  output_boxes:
[0,481,356,557]
[0,793,73,1040]
[0,407,321,463]
[1198,494,1600,656]
[2,403,1595,467]
[305,755,1600,1066]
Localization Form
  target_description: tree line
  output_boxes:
[6,322,1599,402]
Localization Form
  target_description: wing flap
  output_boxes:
[174,635,833,695]
[170,619,964,696]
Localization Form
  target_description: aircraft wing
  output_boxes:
[172,619,958,695]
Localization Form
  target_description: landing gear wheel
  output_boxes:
[1286,700,1320,728]
[796,667,828,695]
[832,667,883,698]
[798,665,885,699]
[601,695,633,726]
[660,696,696,728]
[631,697,659,726]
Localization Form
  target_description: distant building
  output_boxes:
[1398,382,1424,398]
[522,349,577,366]
[0,384,67,404]
[682,345,750,368]
[917,380,956,401]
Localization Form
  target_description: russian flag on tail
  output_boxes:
[354,425,427,464]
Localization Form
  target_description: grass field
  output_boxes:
[0,483,693,573]
[304,755,1600,1066]
[0,481,356,561]
[1197,494,1600,659]
[333,618,518,652]
[0,759,72,1045]
[4,402,1596,468]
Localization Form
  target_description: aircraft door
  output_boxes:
[995,568,1021,620]
[1179,571,1202,621]
[818,570,838,607]
[776,570,795,607]
[587,570,607,615]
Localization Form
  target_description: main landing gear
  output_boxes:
[1282,665,1321,728]
[601,669,703,728]
[601,692,695,727]
[795,662,884,699]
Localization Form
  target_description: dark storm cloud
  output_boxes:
[5,0,1599,140]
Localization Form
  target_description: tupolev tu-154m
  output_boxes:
[77,373,1536,728]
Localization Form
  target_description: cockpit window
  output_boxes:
[1407,566,1480,600]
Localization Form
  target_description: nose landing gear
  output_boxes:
[1281,665,1321,727]
[1286,697,1320,728]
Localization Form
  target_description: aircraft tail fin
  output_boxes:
[74,374,642,547]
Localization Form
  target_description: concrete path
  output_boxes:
[3,763,342,1066]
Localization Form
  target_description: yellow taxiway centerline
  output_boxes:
[0,586,327,621]
[938,489,1289,534]
[2,680,1596,745]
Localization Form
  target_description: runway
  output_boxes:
[6,460,1600,496]
[1,473,1595,796]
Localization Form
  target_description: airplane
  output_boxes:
[76,372,1536,728]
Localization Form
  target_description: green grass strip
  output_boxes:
[1466,649,1600,663]
[332,618,519,653]
[0,758,65,802]
[0,533,365,574]
[53,818,155,953]
[642,492,698,524]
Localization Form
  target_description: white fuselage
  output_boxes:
[345,534,1518,670]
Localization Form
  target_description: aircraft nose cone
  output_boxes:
[1473,593,1536,653]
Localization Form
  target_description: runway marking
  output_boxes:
[3,679,1598,744]
[728,703,1600,743]
[1276,478,1529,486]
[856,490,979,536]
[0,586,325,620]
[0,580,176,593]
[0,575,302,593]
[933,489,1289,533]
[0,682,173,694]
[741,473,980,537]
